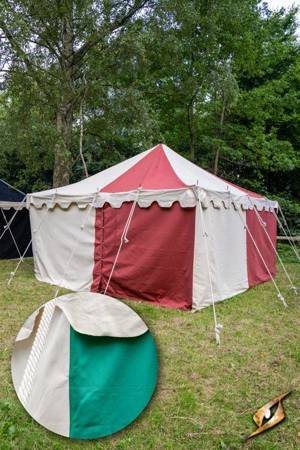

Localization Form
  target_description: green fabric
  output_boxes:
[69,328,158,439]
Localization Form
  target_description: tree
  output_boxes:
[0,0,151,186]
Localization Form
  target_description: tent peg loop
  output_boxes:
[215,323,223,346]
[277,293,287,308]
[289,285,298,296]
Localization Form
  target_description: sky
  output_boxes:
[264,0,299,31]
[266,0,299,9]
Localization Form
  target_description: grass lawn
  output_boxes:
[0,243,299,449]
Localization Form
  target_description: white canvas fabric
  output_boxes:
[0,201,26,210]
[163,145,244,196]
[11,293,149,437]
[28,188,197,210]
[192,203,248,310]
[14,293,148,342]
[12,306,70,436]
[30,204,96,291]
[55,292,148,337]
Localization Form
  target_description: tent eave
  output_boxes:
[28,187,278,211]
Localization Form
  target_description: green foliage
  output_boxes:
[0,0,299,226]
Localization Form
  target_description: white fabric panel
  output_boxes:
[29,188,197,209]
[192,205,249,309]
[30,146,155,198]
[0,201,26,210]
[28,188,277,211]
[163,144,245,196]
[15,293,148,344]
[56,292,148,337]
[15,308,42,342]
[12,307,70,437]
[30,204,95,291]
[192,203,202,308]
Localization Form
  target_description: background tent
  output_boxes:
[0,179,32,259]
[28,144,278,311]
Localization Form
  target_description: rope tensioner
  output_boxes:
[277,293,288,308]
[215,323,223,346]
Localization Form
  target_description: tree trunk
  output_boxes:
[213,144,219,175]
[53,103,73,187]
[213,95,226,175]
[187,102,195,161]
[53,1,74,187]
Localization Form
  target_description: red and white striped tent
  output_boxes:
[28,144,278,311]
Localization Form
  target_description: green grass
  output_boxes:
[0,243,300,449]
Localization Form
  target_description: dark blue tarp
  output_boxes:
[0,179,32,259]
[0,179,24,202]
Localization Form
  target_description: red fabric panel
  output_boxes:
[101,144,186,192]
[91,202,195,310]
[246,210,277,287]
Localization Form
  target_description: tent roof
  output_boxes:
[0,179,25,202]
[29,144,277,210]
[0,179,27,209]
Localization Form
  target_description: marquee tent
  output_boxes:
[28,144,279,312]
[0,179,32,259]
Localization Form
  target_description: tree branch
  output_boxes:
[73,0,149,66]
[0,19,56,97]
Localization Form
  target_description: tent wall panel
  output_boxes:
[192,206,249,309]
[30,205,95,291]
[246,210,277,287]
[0,179,32,260]
[91,202,195,310]
[0,208,32,259]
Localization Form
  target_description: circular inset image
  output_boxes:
[11,292,158,439]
